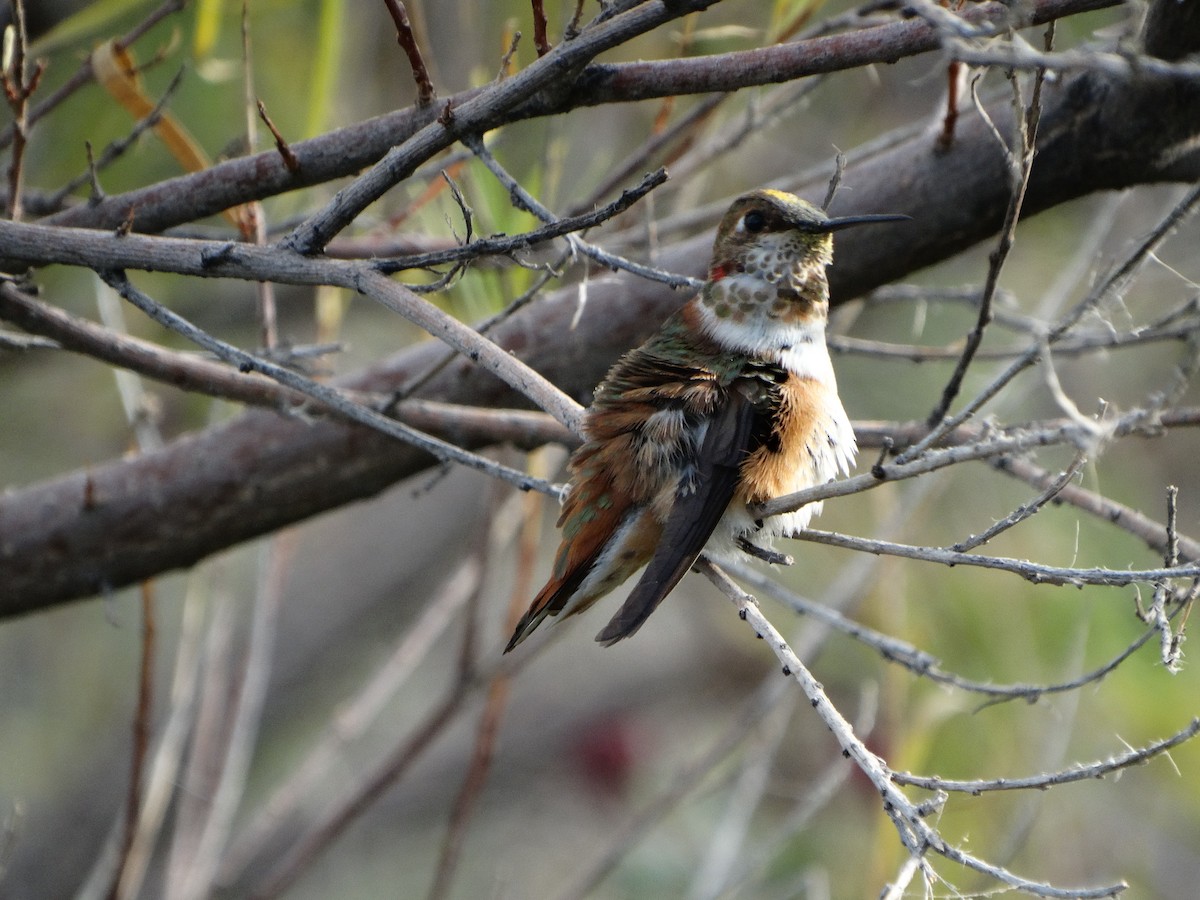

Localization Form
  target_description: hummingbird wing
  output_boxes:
[594,386,757,646]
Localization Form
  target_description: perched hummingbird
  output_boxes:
[506,189,906,651]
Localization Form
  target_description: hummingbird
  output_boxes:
[505,189,906,651]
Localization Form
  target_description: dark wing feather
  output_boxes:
[594,388,756,646]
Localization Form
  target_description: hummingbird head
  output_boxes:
[709,189,907,285]
[693,189,906,355]
[701,189,907,333]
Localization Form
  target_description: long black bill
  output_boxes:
[818,213,911,232]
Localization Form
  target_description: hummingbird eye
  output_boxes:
[742,210,767,233]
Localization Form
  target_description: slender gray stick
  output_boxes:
[100,271,561,496]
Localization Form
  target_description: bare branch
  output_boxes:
[281,0,716,253]
[384,0,436,106]
[256,100,299,173]
[926,31,1048,426]
[568,0,1115,105]
[0,221,588,434]
[729,557,1184,704]
[373,167,678,281]
[460,140,699,290]
[46,68,188,211]
[37,0,1134,237]
[100,271,563,495]
[795,528,1200,587]
[951,452,1086,552]
[2,0,44,221]
[893,718,1200,793]
[532,0,551,56]
[897,181,1200,463]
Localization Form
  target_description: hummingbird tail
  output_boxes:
[505,579,574,653]
[593,547,704,646]
[505,544,605,652]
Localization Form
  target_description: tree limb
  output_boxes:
[38,0,1122,236]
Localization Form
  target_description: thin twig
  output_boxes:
[384,0,436,106]
[0,0,187,151]
[727,558,1180,705]
[388,245,577,403]
[893,718,1200,793]
[373,168,689,288]
[257,100,300,173]
[991,450,1200,564]
[532,0,552,56]
[46,68,187,210]
[951,451,1087,552]
[830,315,1200,361]
[356,269,585,435]
[241,1,276,348]
[821,151,847,212]
[759,418,1102,520]
[99,270,565,495]
[896,181,1200,464]
[567,93,726,217]
[946,33,1200,78]
[925,34,1048,427]
[105,582,156,900]
[796,528,1200,587]
[662,77,827,191]
[2,0,44,221]
[463,138,699,290]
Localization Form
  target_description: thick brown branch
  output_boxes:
[0,281,307,408]
[566,0,1112,104]
[38,0,1117,237]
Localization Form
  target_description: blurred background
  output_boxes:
[2,1,1199,898]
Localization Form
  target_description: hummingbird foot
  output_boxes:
[737,536,794,566]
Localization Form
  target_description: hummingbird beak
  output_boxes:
[815,213,911,233]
